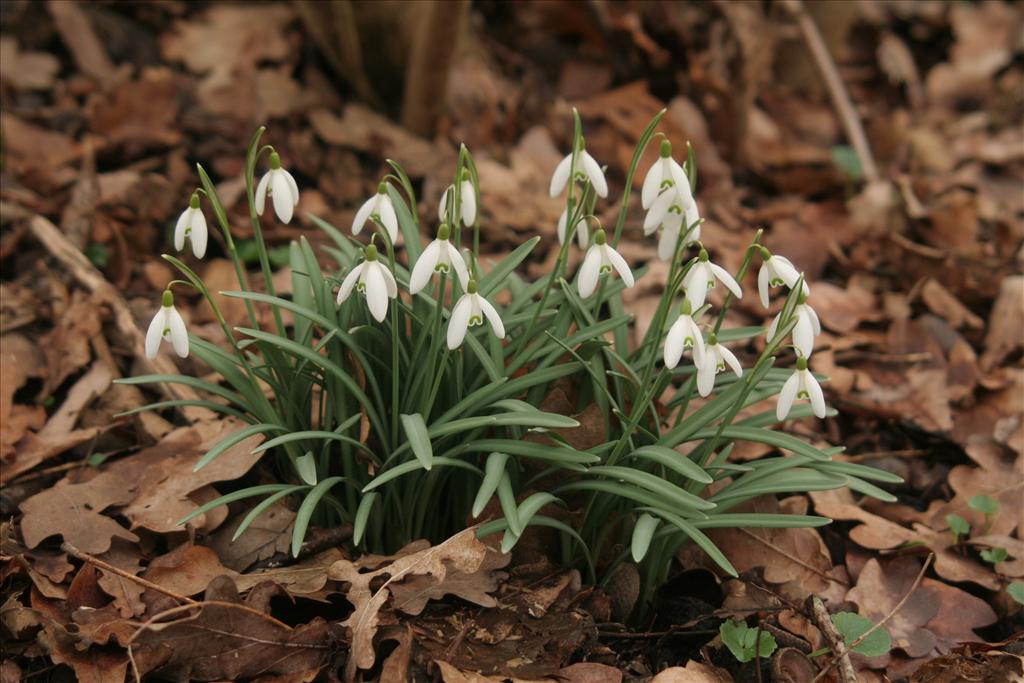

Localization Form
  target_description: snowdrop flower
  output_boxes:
[173,192,208,259]
[776,356,826,420]
[696,333,742,397]
[352,182,399,244]
[682,248,742,309]
[644,188,701,261]
[409,224,469,294]
[557,208,589,249]
[641,140,693,210]
[438,174,477,227]
[664,300,705,370]
[578,229,634,298]
[758,248,809,308]
[550,137,608,198]
[255,152,299,224]
[336,244,397,323]
[447,279,504,350]
[145,290,188,359]
[767,293,821,357]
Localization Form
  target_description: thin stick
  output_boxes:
[809,553,934,683]
[807,596,857,683]
[61,541,197,605]
[782,0,879,183]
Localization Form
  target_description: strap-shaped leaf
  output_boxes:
[473,452,509,518]
[176,484,295,526]
[292,476,345,557]
[588,466,716,511]
[353,492,380,546]
[400,413,433,470]
[647,508,737,577]
[627,446,714,484]
[233,486,306,541]
[631,513,660,562]
[362,457,483,492]
[194,423,286,472]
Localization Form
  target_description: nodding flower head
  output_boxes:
[255,151,300,224]
[352,182,400,243]
[557,208,590,249]
[664,298,706,370]
[145,289,189,359]
[409,223,470,294]
[447,279,505,350]
[682,248,742,309]
[438,175,477,227]
[577,229,634,298]
[550,137,608,198]
[336,244,398,322]
[641,139,692,210]
[767,292,821,357]
[174,192,208,259]
[776,356,827,420]
[757,247,809,308]
[695,332,743,397]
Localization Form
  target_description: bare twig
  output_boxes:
[782,0,879,183]
[807,596,858,683]
[740,528,849,587]
[809,553,934,683]
[61,540,197,605]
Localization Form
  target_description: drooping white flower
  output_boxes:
[696,333,743,397]
[758,248,809,308]
[641,139,693,210]
[352,182,400,244]
[550,137,608,198]
[664,300,705,369]
[173,192,208,259]
[766,294,821,357]
[682,248,743,309]
[409,224,470,294]
[644,187,701,261]
[145,290,188,359]
[336,244,398,322]
[438,176,477,227]
[255,152,300,224]
[578,229,634,298]
[557,208,590,249]
[776,356,827,420]
[447,279,504,349]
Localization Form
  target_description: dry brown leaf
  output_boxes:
[980,275,1023,372]
[210,499,296,572]
[0,36,60,91]
[919,279,984,330]
[846,556,997,674]
[19,470,140,554]
[143,544,242,598]
[650,661,735,682]
[88,68,182,150]
[130,575,330,681]
[234,549,345,596]
[328,527,509,681]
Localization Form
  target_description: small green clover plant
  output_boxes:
[719,619,778,662]
[117,113,899,612]
[830,612,892,657]
[946,513,970,543]
[968,494,999,534]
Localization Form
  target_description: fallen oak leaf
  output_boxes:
[128,575,331,681]
[328,527,508,681]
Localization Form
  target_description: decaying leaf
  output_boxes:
[328,527,509,680]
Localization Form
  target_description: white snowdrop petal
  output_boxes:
[697,361,716,397]
[771,256,800,288]
[378,262,398,299]
[640,160,663,209]
[644,188,675,233]
[668,158,693,204]
[606,246,634,288]
[409,240,441,294]
[766,312,781,343]
[378,196,400,243]
[352,196,376,236]
[447,243,470,289]
[144,308,166,359]
[255,173,271,216]
[805,371,827,418]
[447,295,473,349]
[271,172,294,223]
[438,187,450,223]
[556,209,568,244]
[478,297,505,339]
[758,265,771,309]
[687,317,706,355]
[806,303,822,336]
[337,265,362,304]
[578,246,602,298]
[461,180,477,226]
[174,209,189,252]
[549,154,572,197]
[776,372,800,421]
[191,209,208,259]
[166,306,189,358]
[664,319,685,369]
[709,263,743,299]
[581,151,608,197]
[719,345,743,377]
[364,264,389,322]
[283,170,300,206]
[683,264,708,309]
[658,221,680,261]
[793,314,816,358]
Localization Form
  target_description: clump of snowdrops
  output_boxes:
[120,112,899,611]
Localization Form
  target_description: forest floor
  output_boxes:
[1,2,1022,682]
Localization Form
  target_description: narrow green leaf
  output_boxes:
[627,446,714,484]
[353,492,379,546]
[292,476,345,557]
[400,413,433,470]
[473,452,509,518]
[233,485,307,541]
[631,513,660,562]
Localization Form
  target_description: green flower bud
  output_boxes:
[269,151,281,169]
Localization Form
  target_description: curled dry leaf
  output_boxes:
[650,661,735,682]
[328,527,509,681]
